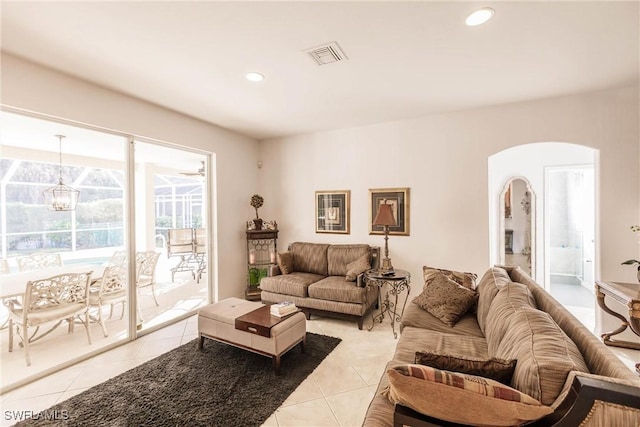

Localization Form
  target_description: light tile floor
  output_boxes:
[1,306,638,427]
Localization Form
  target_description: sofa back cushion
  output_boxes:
[485,282,537,355]
[290,242,330,276]
[495,306,589,406]
[327,244,371,276]
[475,267,511,334]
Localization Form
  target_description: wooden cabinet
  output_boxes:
[246,229,278,301]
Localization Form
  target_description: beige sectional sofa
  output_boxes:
[260,242,380,329]
[364,265,640,427]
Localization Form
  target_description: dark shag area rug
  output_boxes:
[15,332,341,427]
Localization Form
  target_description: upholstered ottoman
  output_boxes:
[197,297,306,374]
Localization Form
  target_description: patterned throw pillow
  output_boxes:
[423,265,478,290]
[345,254,370,282]
[382,364,552,426]
[277,251,293,275]
[414,351,516,385]
[413,272,478,326]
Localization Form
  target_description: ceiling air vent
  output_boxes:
[305,42,348,66]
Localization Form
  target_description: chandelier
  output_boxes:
[42,134,80,211]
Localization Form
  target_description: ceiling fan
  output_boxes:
[180,160,205,177]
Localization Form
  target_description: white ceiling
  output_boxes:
[2,1,638,141]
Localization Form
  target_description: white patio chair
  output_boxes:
[89,266,127,337]
[0,258,9,274]
[7,271,93,366]
[136,251,161,306]
[193,228,206,283]
[167,228,194,281]
[16,253,63,272]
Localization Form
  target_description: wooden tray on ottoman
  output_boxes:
[235,305,299,337]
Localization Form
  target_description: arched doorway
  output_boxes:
[488,142,598,327]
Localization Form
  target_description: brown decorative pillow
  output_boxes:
[345,254,370,282]
[382,364,552,426]
[414,351,516,385]
[413,272,478,326]
[423,265,478,290]
[277,251,293,275]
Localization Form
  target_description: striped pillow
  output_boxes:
[383,364,552,426]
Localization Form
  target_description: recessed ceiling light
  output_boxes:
[466,7,495,26]
[245,72,264,82]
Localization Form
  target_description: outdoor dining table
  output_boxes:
[1,264,106,299]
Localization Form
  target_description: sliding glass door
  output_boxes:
[133,140,210,331]
[0,110,213,392]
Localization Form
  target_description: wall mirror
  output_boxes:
[499,177,535,278]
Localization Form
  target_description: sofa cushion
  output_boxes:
[259,272,325,298]
[412,272,478,326]
[276,251,293,275]
[345,254,370,282]
[475,267,512,334]
[327,244,370,276]
[496,306,589,406]
[397,326,489,362]
[485,281,537,355]
[414,351,516,385]
[423,265,477,290]
[290,242,330,276]
[308,276,367,304]
[382,364,552,426]
[400,302,483,337]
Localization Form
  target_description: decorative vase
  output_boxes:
[253,218,263,230]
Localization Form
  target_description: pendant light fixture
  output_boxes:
[42,134,80,211]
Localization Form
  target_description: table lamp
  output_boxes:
[373,200,396,271]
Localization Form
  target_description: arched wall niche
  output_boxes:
[498,176,535,278]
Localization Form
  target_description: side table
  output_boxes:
[365,269,411,338]
[594,280,640,375]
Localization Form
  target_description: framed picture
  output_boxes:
[315,190,350,234]
[369,187,410,236]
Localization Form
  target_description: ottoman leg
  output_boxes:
[198,334,205,350]
[273,355,281,375]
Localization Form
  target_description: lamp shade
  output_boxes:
[373,203,396,226]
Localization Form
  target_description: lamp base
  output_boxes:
[380,257,394,271]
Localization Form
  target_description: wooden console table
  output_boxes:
[594,280,640,374]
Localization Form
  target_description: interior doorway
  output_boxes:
[545,165,595,312]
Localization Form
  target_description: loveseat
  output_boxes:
[363,265,640,427]
[259,242,380,329]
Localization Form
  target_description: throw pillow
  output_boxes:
[277,251,293,275]
[382,364,552,426]
[414,351,516,385]
[345,254,370,282]
[413,272,478,326]
[423,265,478,290]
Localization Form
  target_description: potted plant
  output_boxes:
[250,194,264,230]
[621,225,640,283]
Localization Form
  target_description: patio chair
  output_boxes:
[89,266,127,337]
[136,251,161,306]
[167,228,195,281]
[16,253,63,272]
[107,250,127,269]
[193,228,206,283]
[7,271,93,366]
[0,258,9,274]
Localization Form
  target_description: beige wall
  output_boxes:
[259,87,640,296]
[1,53,259,300]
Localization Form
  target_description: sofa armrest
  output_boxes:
[393,374,640,427]
[268,265,281,277]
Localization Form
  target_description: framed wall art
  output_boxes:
[369,187,410,236]
[315,190,350,234]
